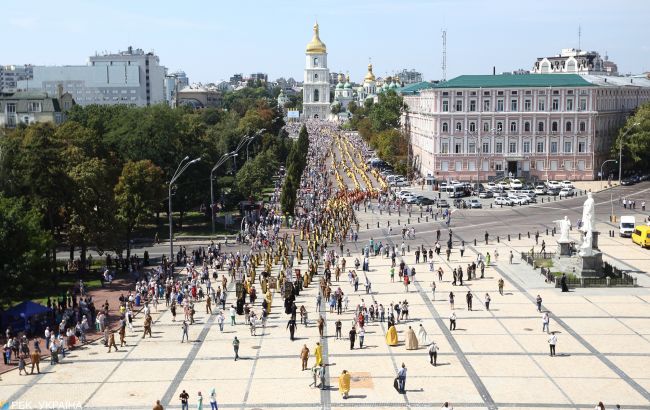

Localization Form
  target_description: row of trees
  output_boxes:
[615,102,650,173]
[345,91,408,175]
[0,86,288,305]
[281,125,309,215]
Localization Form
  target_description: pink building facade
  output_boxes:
[402,74,650,182]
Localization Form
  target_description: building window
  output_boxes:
[509,141,517,153]
[483,122,489,132]
[314,89,319,102]
[550,141,558,153]
[538,121,544,132]
[566,99,574,111]
[565,121,572,132]
[469,100,476,112]
[578,141,586,153]
[496,99,504,112]
[537,141,544,153]
[313,57,319,66]
[6,103,16,113]
[564,141,572,153]
[510,121,517,132]
[468,142,476,153]
[523,141,531,153]
[442,100,449,112]
[455,122,462,132]
[482,142,490,153]
[469,122,476,132]
[552,98,559,111]
[579,121,586,132]
[524,121,531,132]
[579,98,587,111]
[496,122,503,132]
[455,100,463,111]
[442,122,449,132]
[314,73,318,80]
[455,142,462,153]
[496,142,503,153]
[552,121,558,132]
[28,102,41,112]
[538,99,545,111]
[510,99,518,111]
[495,162,503,171]
[524,99,532,111]
[483,100,490,111]
[441,142,449,153]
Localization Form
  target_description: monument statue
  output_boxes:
[579,192,596,257]
[555,216,571,242]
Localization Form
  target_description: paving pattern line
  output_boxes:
[378,228,495,410]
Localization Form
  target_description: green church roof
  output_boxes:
[433,74,593,89]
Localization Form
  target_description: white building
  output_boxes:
[0,65,33,93]
[403,73,650,182]
[532,48,617,76]
[302,23,330,120]
[17,47,167,107]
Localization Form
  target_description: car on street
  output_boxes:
[494,197,514,206]
[479,191,494,198]
[534,185,547,195]
[398,191,414,200]
[416,197,435,205]
[520,194,536,203]
[621,178,636,186]
[497,181,510,190]
[405,195,420,204]
[486,182,498,191]
[438,199,450,208]
[511,196,530,205]
[559,188,574,197]
[467,198,482,208]
[561,180,574,188]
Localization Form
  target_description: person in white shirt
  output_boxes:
[428,341,439,366]
[548,333,557,356]
[418,324,428,345]
[542,312,550,334]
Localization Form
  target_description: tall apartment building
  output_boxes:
[396,69,423,85]
[402,73,650,182]
[16,47,167,107]
[0,65,33,93]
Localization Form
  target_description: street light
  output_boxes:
[599,159,617,189]
[618,122,640,184]
[169,155,201,263]
[246,128,265,161]
[211,151,238,234]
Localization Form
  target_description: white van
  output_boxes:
[620,216,636,237]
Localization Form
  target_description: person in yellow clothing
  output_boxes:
[338,369,351,399]
[386,325,398,346]
[314,342,323,366]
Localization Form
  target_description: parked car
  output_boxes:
[467,198,482,208]
[494,197,514,206]
[520,194,537,203]
[479,191,494,199]
[547,188,560,196]
[438,199,450,208]
[509,179,523,189]
[497,181,510,190]
[486,182,498,191]
[416,197,435,205]
[534,185,547,195]
[559,188,574,197]
[621,178,636,186]
[546,180,562,189]
[511,196,530,205]
[561,180,574,188]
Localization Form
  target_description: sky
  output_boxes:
[2,0,649,84]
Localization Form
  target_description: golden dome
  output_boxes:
[364,63,376,82]
[306,23,327,54]
[338,73,344,82]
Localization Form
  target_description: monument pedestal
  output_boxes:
[591,231,600,250]
[576,251,603,277]
[556,240,572,257]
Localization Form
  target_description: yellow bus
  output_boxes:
[631,225,650,248]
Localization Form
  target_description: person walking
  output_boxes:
[205,295,212,314]
[542,312,550,334]
[216,311,225,331]
[449,292,455,310]
[396,363,407,393]
[181,320,189,343]
[153,399,164,410]
[232,336,240,361]
[509,251,514,264]
[548,333,557,357]
[300,344,310,370]
[179,390,190,410]
[335,319,342,339]
[349,326,357,350]
[30,348,40,374]
[418,324,428,345]
[107,331,119,352]
[209,388,217,410]
[229,305,236,326]
[498,278,504,295]
[287,318,297,341]
[484,293,491,311]
[339,370,351,399]
[536,295,543,312]
[428,341,439,366]
[196,391,203,410]
[431,281,436,301]
[466,291,473,311]
[358,326,365,349]
[314,342,323,367]
[317,315,325,338]
[449,312,457,331]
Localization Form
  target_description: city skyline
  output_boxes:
[1,0,649,84]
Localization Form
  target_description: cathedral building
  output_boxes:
[302,23,331,120]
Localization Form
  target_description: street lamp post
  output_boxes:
[169,156,201,263]
[246,128,265,161]
[599,159,617,190]
[618,122,640,184]
[211,151,238,235]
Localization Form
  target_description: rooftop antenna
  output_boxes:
[578,25,581,50]
[441,29,447,81]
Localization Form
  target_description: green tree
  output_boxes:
[235,151,279,198]
[0,196,54,307]
[280,174,297,215]
[615,103,650,171]
[114,160,165,258]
